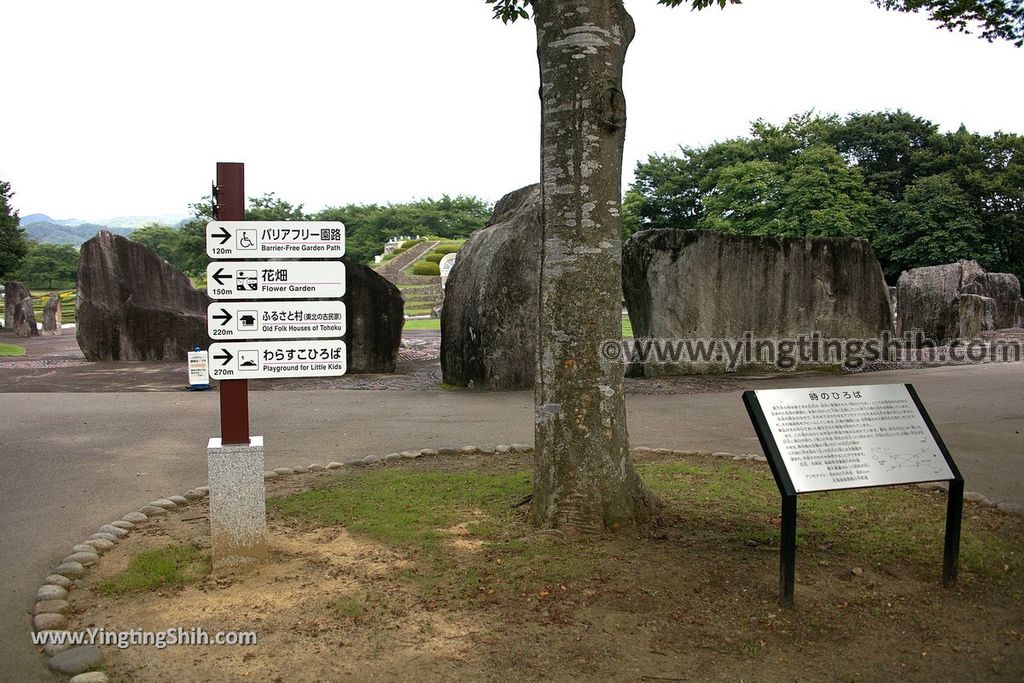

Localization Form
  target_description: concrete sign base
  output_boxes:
[207,436,269,570]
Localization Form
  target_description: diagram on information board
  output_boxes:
[869,445,943,473]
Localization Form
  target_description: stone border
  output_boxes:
[31,445,1023,680]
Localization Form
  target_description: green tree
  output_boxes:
[315,195,491,264]
[130,223,183,265]
[629,111,1023,281]
[824,110,938,201]
[0,180,29,282]
[486,0,1022,533]
[15,242,79,289]
[246,193,306,221]
[874,174,995,278]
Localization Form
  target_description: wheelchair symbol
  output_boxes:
[237,229,257,250]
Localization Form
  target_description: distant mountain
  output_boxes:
[97,214,188,229]
[22,221,135,247]
[20,214,187,228]
[19,213,55,225]
[18,213,189,247]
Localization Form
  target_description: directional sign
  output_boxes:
[206,221,345,258]
[208,340,347,380]
[206,261,345,300]
[207,301,346,340]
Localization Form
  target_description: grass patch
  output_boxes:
[271,459,1024,606]
[272,469,529,548]
[643,461,1021,576]
[330,595,367,620]
[0,342,26,357]
[622,315,632,337]
[98,544,210,594]
[410,261,441,276]
[403,319,440,331]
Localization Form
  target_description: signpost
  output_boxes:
[207,220,345,258]
[209,340,347,380]
[743,383,963,607]
[206,260,345,300]
[207,301,346,340]
[204,162,346,570]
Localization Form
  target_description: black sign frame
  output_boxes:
[743,383,964,607]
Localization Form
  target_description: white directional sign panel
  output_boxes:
[208,340,347,380]
[206,261,345,300]
[208,301,346,340]
[206,221,345,258]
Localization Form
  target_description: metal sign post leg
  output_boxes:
[943,479,964,587]
[780,494,797,608]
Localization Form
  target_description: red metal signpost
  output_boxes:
[214,162,250,445]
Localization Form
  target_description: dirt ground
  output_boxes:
[66,452,1024,683]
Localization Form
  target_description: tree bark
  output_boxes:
[530,0,655,533]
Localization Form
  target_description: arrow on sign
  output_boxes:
[211,309,233,326]
[213,226,231,245]
[213,349,234,366]
[211,267,233,286]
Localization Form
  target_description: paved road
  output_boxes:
[1,363,1021,681]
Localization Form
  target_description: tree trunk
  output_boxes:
[530,0,655,533]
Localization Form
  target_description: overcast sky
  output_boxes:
[3,0,1021,222]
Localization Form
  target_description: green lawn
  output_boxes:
[403,318,441,331]
[0,343,26,357]
[97,544,210,595]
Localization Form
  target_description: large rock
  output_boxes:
[3,281,39,338]
[344,255,403,373]
[77,231,210,360]
[441,184,541,389]
[622,230,894,376]
[896,260,1023,340]
[42,292,62,335]
[954,294,996,339]
[963,272,1022,330]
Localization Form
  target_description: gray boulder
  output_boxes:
[3,281,39,338]
[954,294,996,338]
[897,260,1023,340]
[963,272,1022,330]
[77,231,210,360]
[622,230,893,376]
[441,184,540,390]
[344,255,403,373]
[42,292,62,335]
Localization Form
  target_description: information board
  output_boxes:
[743,383,964,606]
[207,301,346,340]
[751,384,954,493]
[206,261,345,300]
[187,350,210,387]
[208,340,347,380]
[206,220,345,258]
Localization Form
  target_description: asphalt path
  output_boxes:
[1,363,1021,681]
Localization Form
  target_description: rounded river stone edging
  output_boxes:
[31,444,1020,680]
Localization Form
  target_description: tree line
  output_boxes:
[131,193,493,277]
[623,110,1024,282]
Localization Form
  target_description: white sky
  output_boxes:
[3,0,1021,221]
